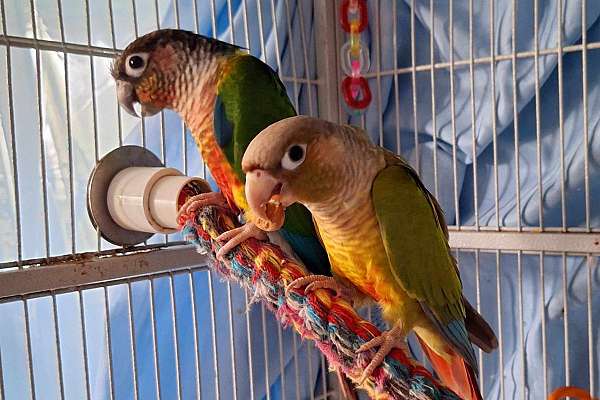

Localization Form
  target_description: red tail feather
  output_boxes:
[417,337,483,400]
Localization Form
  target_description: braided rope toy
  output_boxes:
[180,206,460,400]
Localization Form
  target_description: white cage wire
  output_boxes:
[0,0,598,399]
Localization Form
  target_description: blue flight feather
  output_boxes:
[421,303,478,373]
[214,94,233,148]
[279,229,331,276]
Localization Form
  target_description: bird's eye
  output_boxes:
[124,53,149,78]
[281,144,306,170]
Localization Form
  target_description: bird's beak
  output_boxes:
[116,80,139,117]
[245,169,292,232]
[116,80,162,118]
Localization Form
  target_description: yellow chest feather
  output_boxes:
[315,201,411,309]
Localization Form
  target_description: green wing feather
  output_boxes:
[216,54,295,181]
[372,155,477,368]
[214,54,331,275]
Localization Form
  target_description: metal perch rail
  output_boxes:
[180,205,461,400]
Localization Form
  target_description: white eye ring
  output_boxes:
[125,52,149,78]
[281,143,307,170]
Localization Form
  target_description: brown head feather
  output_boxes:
[241,116,348,172]
[112,29,241,117]
[242,115,380,205]
[112,29,240,81]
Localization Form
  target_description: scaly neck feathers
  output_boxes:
[306,132,385,231]
[173,53,248,212]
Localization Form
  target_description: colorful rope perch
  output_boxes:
[180,206,460,400]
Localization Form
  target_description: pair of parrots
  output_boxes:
[113,29,497,400]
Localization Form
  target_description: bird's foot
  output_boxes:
[285,275,357,300]
[177,191,229,219]
[356,320,407,384]
[215,222,267,260]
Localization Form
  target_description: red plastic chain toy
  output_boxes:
[340,0,372,112]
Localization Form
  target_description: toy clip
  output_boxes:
[340,0,368,33]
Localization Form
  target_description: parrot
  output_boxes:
[241,116,499,400]
[112,29,358,399]
[111,29,331,271]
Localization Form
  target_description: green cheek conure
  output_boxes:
[242,116,499,400]
[111,29,330,277]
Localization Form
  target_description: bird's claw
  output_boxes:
[177,191,229,219]
[215,223,267,261]
[285,275,356,300]
[356,321,406,385]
